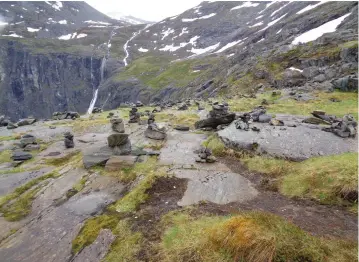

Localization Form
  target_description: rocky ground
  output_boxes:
[0,90,357,261]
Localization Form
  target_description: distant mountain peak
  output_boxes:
[106,11,152,25]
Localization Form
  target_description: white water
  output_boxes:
[87,29,116,114]
[123,24,151,66]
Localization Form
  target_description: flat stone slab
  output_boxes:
[172,169,258,206]
[219,115,358,161]
[0,168,53,196]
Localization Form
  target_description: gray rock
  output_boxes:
[269,119,284,126]
[110,118,125,133]
[12,151,33,161]
[195,113,235,129]
[7,122,18,129]
[17,118,36,127]
[105,155,137,171]
[24,144,41,151]
[218,120,358,161]
[258,114,272,123]
[82,145,113,169]
[64,132,74,148]
[107,134,129,147]
[144,124,166,140]
[20,134,36,148]
[331,75,358,92]
[174,125,190,131]
[235,120,249,130]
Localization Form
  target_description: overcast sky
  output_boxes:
[86,0,203,21]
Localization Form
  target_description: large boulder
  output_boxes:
[218,116,357,161]
[107,134,129,147]
[195,113,235,129]
[331,75,358,92]
[17,118,36,127]
[83,145,113,169]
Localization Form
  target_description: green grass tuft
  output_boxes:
[72,214,120,254]
[103,219,143,262]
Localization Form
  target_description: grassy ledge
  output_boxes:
[158,210,357,262]
[0,171,61,221]
[204,135,358,209]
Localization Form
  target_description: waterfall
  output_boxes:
[123,24,151,66]
[87,28,116,115]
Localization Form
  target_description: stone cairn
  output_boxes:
[195,147,216,163]
[148,113,155,124]
[64,132,74,148]
[144,114,166,140]
[195,101,235,129]
[111,118,125,133]
[129,107,141,123]
[92,107,102,114]
[52,111,80,120]
[108,116,131,155]
[313,111,358,138]
[234,106,274,132]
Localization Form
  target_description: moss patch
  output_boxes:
[0,150,11,164]
[0,171,61,221]
[72,214,120,254]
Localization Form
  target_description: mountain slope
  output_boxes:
[0,1,125,39]
[0,1,357,120]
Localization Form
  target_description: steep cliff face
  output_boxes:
[0,39,103,120]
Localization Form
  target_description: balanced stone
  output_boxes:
[111,118,125,133]
[144,123,166,140]
[107,133,129,147]
[20,134,36,148]
[64,132,74,148]
[129,107,141,123]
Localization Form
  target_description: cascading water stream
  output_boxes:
[87,28,116,114]
[123,24,151,66]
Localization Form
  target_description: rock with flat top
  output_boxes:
[107,134,129,147]
[105,156,137,171]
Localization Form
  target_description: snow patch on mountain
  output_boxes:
[161,28,175,40]
[296,1,326,15]
[84,20,111,25]
[45,1,63,11]
[292,13,351,44]
[215,40,242,53]
[259,13,287,32]
[231,2,259,11]
[190,42,220,55]
[249,22,263,28]
[182,13,216,22]
[27,27,41,32]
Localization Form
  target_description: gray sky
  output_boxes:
[86,0,204,22]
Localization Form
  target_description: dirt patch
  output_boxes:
[131,176,188,261]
